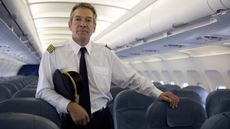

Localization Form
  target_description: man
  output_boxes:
[36,2,179,129]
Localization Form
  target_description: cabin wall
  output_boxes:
[129,53,230,91]
[0,58,23,77]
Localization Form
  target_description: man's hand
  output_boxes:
[67,102,90,125]
[159,91,180,108]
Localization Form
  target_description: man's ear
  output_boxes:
[68,21,72,30]
[93,23,96,33]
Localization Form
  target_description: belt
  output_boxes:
[90,106,108,118]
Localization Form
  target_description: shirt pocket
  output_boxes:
[94,66,109,75]
[93,66,111,92]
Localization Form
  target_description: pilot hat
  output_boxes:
[53,69,82,101]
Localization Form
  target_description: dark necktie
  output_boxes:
[79,47,91,116]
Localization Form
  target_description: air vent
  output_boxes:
[164,44,184,48]
[196,35,228,42]
[143,49,158,53]
[203,35,223,41]
[129,52,141,55]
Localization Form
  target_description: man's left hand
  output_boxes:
[159,91,180,109]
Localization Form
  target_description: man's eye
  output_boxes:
[86,18,93,22]
[74,17,81,21]
[87,19,92,22]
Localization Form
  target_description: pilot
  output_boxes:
[36,2,179,129]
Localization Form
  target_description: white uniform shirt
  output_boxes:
[36,39,162,114]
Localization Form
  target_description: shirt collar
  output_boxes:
[69,39,92,55]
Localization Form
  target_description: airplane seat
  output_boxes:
[183,85,208,107]
[22,75,38,86]
[173,89,203,107]
[206,89,230,117]
[155,84,180,92]
[163,84,181,91]
[25,84,38,88]
[0,98,61,127]
[146,98,206,129]
[0,83,19,95]
[0,112,60,129]
[200,111,230,129]
[8,80,25,89]
[110,87,125,98]
[153,81,163,87]
[113,89,156,129]
[0,86,12,102]
[17,64,39,76]
[13,88,36,98]
[108,87,126,115]
[155,85,168,92]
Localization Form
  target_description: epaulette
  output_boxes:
[47,44,55,53]
[105,44,112,50]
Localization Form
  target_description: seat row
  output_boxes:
[154,84,208,108]
[110,87,230,129]
[0,76,60,129]
[0,78,229,129]
[0,98,61,128]
[0,75,37,102]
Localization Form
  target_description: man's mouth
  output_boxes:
[77,30,88,33]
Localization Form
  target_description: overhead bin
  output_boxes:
[96,0,230,49]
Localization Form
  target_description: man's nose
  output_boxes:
[79,20,87,26]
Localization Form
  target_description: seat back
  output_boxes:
[146,98,206,129]
[183,86,208,107]
[155,84,180,92]
[0,113,60,129]
[173,89,203,107]
[0,86,12,102]
[200,111,230,129]
[113,89,155,129]
[163,84,181,91]
[108,87,125,114]
[13,88,36,98]
[0,98,61,127]
[206,89,230,117]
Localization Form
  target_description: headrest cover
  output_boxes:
[53,69,82,101]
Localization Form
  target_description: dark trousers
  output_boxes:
[61,107,113,129]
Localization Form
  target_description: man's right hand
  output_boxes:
[67,102,90,125]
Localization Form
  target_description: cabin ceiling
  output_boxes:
[0,0,230,64]
[27,0,150,50]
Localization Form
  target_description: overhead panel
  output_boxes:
[97,0,230,50]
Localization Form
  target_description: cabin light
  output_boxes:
[130,60,142,64]
[216,85,227,89]
[169,82,175,85]
[144,58,162,62]
[181,83,189,88]
[159,81,164,85]
[223,42,230,46]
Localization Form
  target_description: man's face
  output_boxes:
[69,8,96,44]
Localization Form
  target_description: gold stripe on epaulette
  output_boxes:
[47,44,55,53]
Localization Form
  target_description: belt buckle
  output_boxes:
[99,107,105,112]
[90,106,108,119]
